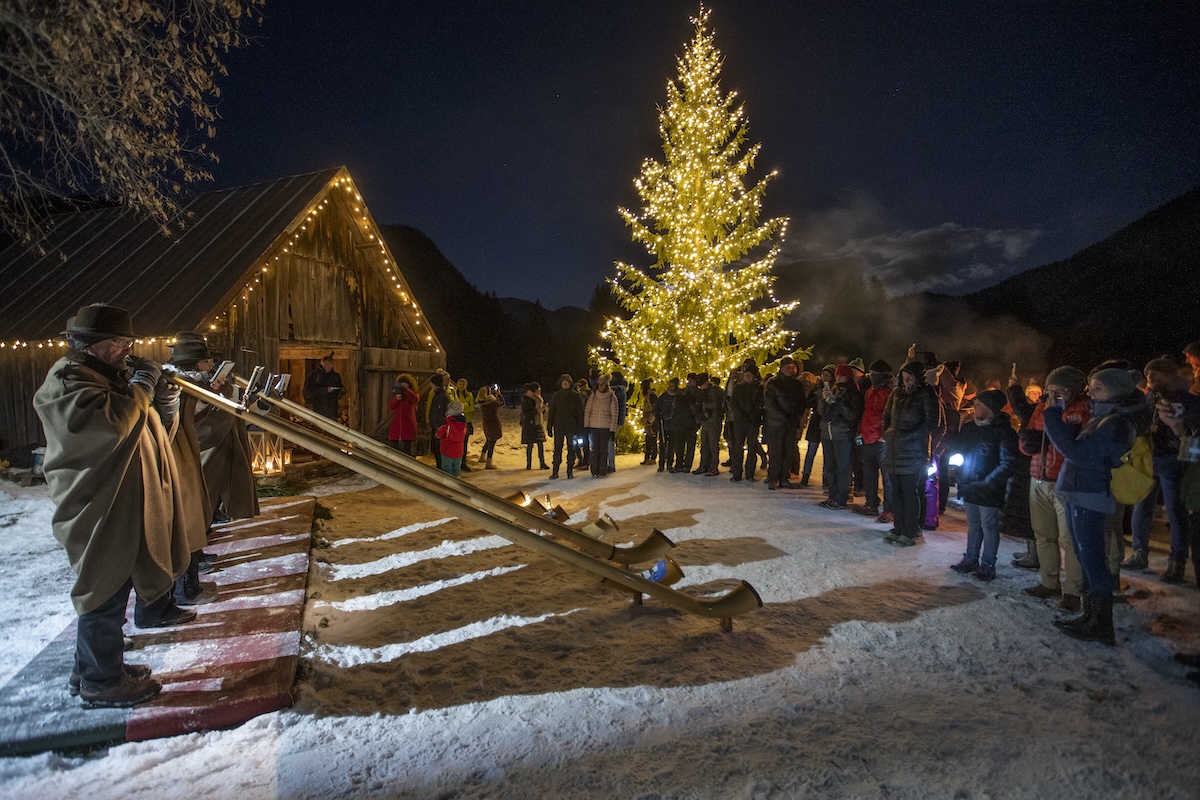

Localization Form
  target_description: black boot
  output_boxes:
[134,591,196,629]
[1161,559,1186,584]
[799,474,809,487]
[1061,594,1115,645]
[1055,591,1092,632]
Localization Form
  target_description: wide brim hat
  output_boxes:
[63,304,135,341]
[171,331,206,347]
[167,340,212,366]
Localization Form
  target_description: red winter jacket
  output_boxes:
[1024,397,1091,482]
[860,385,893,444]
[387,387,420,441]
[436,416,468,459]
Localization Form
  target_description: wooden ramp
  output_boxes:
[0,496,314,756]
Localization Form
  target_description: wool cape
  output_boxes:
[34,351,191,615]
[195,386,260,520]
[166,370,213,553]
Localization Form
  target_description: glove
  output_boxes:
[154,377,181,406]
[126,356,162,393]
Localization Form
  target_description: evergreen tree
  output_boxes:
[595,9,797,381]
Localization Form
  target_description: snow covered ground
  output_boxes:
[2,421,1199,800]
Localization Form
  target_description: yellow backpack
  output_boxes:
[1110,433,1154,505]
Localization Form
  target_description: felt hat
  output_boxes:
[63,304,135,341]
[167,339,212,366]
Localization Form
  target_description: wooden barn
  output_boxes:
[0,167,446,449]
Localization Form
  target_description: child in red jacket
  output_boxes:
[436,400,468,476]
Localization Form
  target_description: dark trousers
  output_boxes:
[390,439,414,455]
[1066,503,1114,597]
[552,431,578,474]
[173,551,202,604]
[860,441,891,511]
[643,426,658,462]
[431,436,442,469]
[525,441,546,468]
[658,426,672,469]
[729,420,760,480]
[892,472,922,539]
[590,428,612,475]
[823,438,853,505]
[764,426,796,485]
[481,438,498,460]
[670,428,697,471]
[76,578,133,689]
[851,439,864,493]
[802,439,820,479]
[1133,455,1189,561]
[698,422,722,472]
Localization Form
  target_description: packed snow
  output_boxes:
[1,415,1199,799]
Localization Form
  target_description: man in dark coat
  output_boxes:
[694,373,726,476]
[762,356,805,489]
[668,374,700,472]
[547,373,585,479]
[303,355,344,420]
[818,364,864,509]
[728,365,764,482]
[426,373,450,469]
[34,304,194,708]
[883,361,945,546]
[654,378,680,472]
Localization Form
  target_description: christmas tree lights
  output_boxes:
[594,8,797,381]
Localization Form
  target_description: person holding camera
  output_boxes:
[1154,394,1200,590]
[817,364,863,509]
[387,373,420,454]
[1127,357,1200,581]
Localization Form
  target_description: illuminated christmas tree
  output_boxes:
[595,8,797,381]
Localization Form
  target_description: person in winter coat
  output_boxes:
[1153,393,1200,590]
[425,373,450,469]
[584,373,620,477]
[818,364,864,509]
[855,360,894,522]
[729,365,765,482]
[1009,365,1090,612]
[302,355,344,420]
[455,378,476,472]
[654,378,681,472]
[387,373,420,454]
[640,378,659,465]
[547,373,585,479]
[949,390,1019,580]
[436,400,468,477]
[608,372,629,472]
[520,382,549,470]
[669,374,701,473]
[1128,357,1200,581]
[34,304,192,709]
[800,369,826,486]
[694,372,726,476]
[475,385,504,469]
[762,357,805,489]
[574,378,592,468]
[883,361,945,546]
[1043,368,1148,645]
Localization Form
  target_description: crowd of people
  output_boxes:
[397,341,1200,649]
[34,301,1200,712]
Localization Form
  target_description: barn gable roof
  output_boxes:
[0,169,347,340]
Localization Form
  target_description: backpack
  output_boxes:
[1110,433,1154,505]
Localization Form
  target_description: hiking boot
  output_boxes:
[730,475,743,482]
[79,671,161,709]
[778,481,801,490]
[973,564,997,582]
[134,598,197,629]
[950,558,979,574]
[1061,594,1115,645]
[1120,549,1149,571]
[1012,553,1039,570]
[1055,592,1092,632]
[705,470,719,477]
[883,532,902,543]
[1161,559,1186,583]
[549,471,559,479]
[875,511,894,524]
[197,551,217,574]
[820,501,847,510]
[1023,583,1061,600]
[891,535,917,547]
[1059,594,1082,612]
[69,663,152,697]
[852,505,880,516]
[178,584,218,606]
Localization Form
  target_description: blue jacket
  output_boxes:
[1043,398,1142,500]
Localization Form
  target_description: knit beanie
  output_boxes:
[1044,365,1086,394]
[430,373,444,387]
[848,357,866,374]
[975,389,1007,415]
[1144,357,1179,377]
[446,400,463,417]
[1090,368,1140,398]
[834,364,854,378]
[868,359,892,374]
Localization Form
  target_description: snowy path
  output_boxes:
[1,442,1198,799]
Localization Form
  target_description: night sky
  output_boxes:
[211,1,1200,309]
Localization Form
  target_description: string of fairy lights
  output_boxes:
[0,172,441,354]
[594,9,798,381]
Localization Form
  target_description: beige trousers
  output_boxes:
[1029,478,1082,595]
